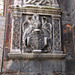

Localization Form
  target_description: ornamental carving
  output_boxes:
[12,17,21,49]
[13,0,59,7]
[53,19,61,51]
[23,0,50,6]
[22,14,52,53]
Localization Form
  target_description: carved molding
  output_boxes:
[8,53,66,59]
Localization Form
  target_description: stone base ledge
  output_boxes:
[8,53,66,60]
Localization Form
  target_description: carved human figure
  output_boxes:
[42,17,52,39]
[22,16,34,44]
[23,14,40,47]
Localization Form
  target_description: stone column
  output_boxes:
[10,12,22,53]
[52,15,62,54]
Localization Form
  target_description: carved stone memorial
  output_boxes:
[8,0,65,55]
[6,0,66,75]
[22,14,52,53]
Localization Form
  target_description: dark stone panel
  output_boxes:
[65,72,75,75]
[6,60,19,71]
[58,0,74,58]
[41,60,62,73]
[20,60,41,72]
[65,59,75,73]
[19,59,65,75]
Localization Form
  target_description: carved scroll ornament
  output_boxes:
[23,0,50,6]
[14,0,59,7]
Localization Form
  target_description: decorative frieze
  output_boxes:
[23,0,50,6]
[13,0,59,8]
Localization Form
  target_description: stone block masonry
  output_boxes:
[0,16,5,71]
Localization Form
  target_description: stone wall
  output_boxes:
[0,0,75,75]
[0,16,5,71]
[65,0,75,75]
[58,0,74,58]
[58,0,75,75]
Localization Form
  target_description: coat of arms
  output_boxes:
[22,14,52,53]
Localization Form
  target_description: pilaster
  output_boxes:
[52,15,62,54]
[10,11,22,53]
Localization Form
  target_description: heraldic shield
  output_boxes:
[22,14,52,53]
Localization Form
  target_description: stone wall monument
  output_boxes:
[2,0,66,75]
